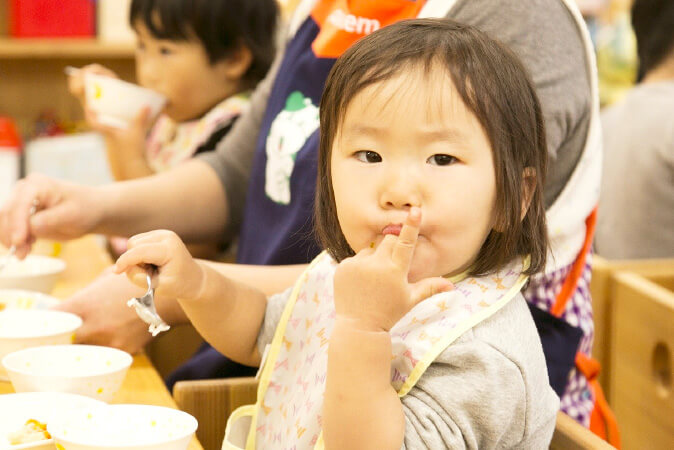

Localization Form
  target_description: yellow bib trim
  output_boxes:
[244,252,328,449]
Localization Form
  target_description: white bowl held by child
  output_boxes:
[84,73,167,129]
[0,255,66,293]
[48,404,198,450]
[0,310,82,379]
[3,344,132,403]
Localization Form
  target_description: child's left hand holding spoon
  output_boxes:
[333,207,454,332]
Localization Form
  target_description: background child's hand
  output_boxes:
[333,207,454,332]
[114,230,206,301]
[89,104,153,180]
[68,64,152,178]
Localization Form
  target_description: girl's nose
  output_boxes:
[380,173,421,210]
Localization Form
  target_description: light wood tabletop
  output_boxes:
[0,236,204,450]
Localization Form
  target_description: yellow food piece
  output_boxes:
[7,419,51,445]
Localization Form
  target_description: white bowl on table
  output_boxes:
[0,310,82,380]
[84,73,167,129]
[48,404,198,450]
[0,391,105,450]
[0,255,66,294]
[0,289,60,311]
[3,344,132,403]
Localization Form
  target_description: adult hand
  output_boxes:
[0,174,104,258]
[333,207,454,332]
[53,269,153,354]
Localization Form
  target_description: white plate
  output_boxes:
[0,392,105,449]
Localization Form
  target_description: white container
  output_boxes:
[0,392,105,450]
[0,309,82,379]
[3,344,132,403]
[25,132,113,186]
[84,73,167,129]
[0,288,60,311]
[48,404,198,450]
[0,254,66,293]
[98,0,135,43]
[0,147,20,206]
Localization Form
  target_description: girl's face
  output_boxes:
[133,21,240,122]
[330,67,497,282]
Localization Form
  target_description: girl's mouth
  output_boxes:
[381,224,403,236]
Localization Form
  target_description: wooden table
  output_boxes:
[0,236,203,450]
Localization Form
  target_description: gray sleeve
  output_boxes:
[256,286,294,355]
[401,297,558,449]
[402,341,517,449]
[449,0,591,207]
[198,45,286,243]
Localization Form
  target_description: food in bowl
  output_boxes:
[3,344,132,402]
[0,310,82,380]
[48,404,198,450]
[0,392,105,450]
[7,419,51,445]
[84,73,167,129]
[0,255,66,293]
[0,289,60,311]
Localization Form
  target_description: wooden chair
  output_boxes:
[609,266,674,449]
[174,376,617,450]
[551,412,616,450]
[174,377,258,450]
[590,256,674,397]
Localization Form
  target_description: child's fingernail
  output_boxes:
[410,206,421,220]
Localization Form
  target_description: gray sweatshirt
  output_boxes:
[256,289,560,449]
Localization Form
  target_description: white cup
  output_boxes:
[84,73,167,129]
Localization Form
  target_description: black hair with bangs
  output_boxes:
[130,0,277,87]
[316,19,549,276]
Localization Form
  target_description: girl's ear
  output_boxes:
[216,44,253,82]
[521,167,537,220]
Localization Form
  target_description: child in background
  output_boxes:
[69,0,277,258]
[69,0,278,181]
[119,18,559,448]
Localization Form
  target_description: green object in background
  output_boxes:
[595,10,638,107]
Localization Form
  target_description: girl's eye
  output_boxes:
[354,150,382,163]
[427,154,457,166]
[159,46,173,55]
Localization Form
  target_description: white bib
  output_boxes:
[224,252,528,449]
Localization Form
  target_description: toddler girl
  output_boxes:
[116,18,559,449]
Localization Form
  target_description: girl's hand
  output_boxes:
[114,230,206,301]
[333,207,454,332]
